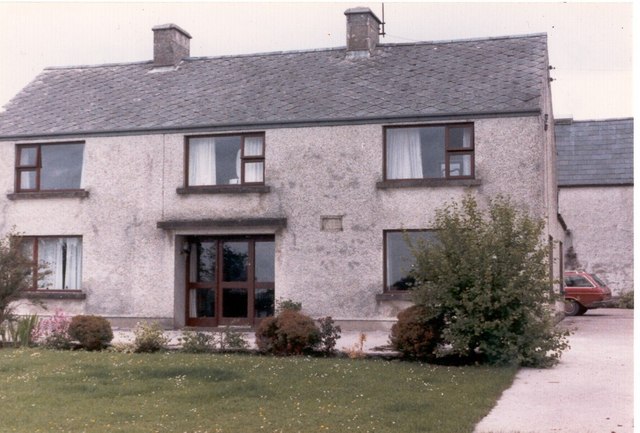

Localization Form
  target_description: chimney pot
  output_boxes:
[344,7,382,57]
[152,24,192,67]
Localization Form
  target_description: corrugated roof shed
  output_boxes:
[0,34,549,139]
[556,118,634,186]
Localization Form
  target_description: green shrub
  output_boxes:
[68,315,113,351]
[617,291,634,309]
[1,314,39,347]
[133,321,169,353]
[390,306,442,359]
[255,310,320,355]
[317,316,341,355]
[411,195,570,367]
[180,331,214,353]
[276,298,302,313]
[218,327,249,350]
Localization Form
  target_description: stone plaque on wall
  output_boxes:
[321,215,344,232]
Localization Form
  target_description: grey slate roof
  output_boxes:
[0,34,549,139]
[556,118,634,186]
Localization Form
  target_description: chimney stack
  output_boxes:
[152,24,192,67]
[344,7,382,57]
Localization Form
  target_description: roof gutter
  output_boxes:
[0,109,541,141]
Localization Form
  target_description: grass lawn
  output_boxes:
[0,348,516,433]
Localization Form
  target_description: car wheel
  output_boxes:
[564,299,582,316]
[576,305,588,316]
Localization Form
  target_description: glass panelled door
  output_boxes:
[187,239,217,327]
[186,236,274,327]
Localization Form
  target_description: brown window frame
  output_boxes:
[383,123,475,181]
[383,229,437,293]
[19,235,83,292]
[15,142,85,193]
[184,133,266,189]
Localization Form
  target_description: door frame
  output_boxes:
[184,235,275,327]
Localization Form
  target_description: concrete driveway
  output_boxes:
[474,308,634,433]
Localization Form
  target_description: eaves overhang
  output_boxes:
[157,217,287,230]
[558,182,634,188]
[0,109,542,141]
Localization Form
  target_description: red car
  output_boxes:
[563,270,612,316]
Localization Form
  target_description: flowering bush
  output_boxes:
[32,310,73,350]
[217,327,249,350]
[133,321,169,353]
[180,331,214,353]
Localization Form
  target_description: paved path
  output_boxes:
[474,308,634,433]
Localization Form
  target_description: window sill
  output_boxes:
[7,190,89,200]
[176,185,271,195]
[376,292,412,302]
[19,290,86,300]
[376,179,481,189]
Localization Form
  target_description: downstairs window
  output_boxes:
[384,230,437,292]
[21,236,83,291]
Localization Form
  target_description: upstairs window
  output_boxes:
[16,142,85,192]
[385,124,474,180]
[21,236,83,291]
[187,134,265,187]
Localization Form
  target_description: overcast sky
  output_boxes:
[0,1,633,120]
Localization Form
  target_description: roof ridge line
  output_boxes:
[187,46,345,62]
[557,117,634,123]
[187,33,547,61]
[45,60,152,71]
[41,32,548,71]
[380,32,547,47]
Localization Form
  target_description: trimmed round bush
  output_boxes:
[255,310,320,355]
[390,305,442,359]
[68,315,113,351]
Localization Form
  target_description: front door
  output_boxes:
[186,236,275,327]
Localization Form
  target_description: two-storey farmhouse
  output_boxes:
[0,8,564,330]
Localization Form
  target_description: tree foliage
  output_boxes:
[410,195,569,367]
[0,233,39,330]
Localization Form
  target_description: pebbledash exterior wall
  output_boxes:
[1,114,562,330]
[559,186,633,295]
